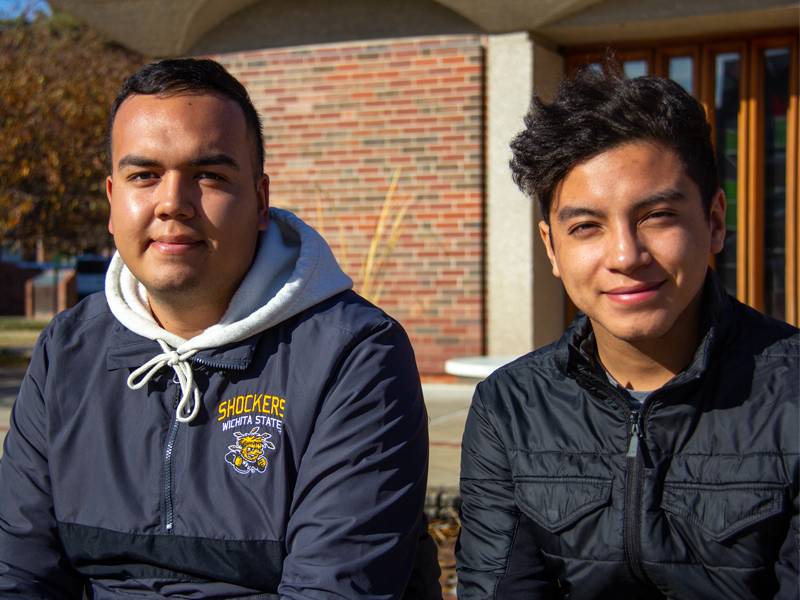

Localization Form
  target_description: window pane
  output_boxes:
[713,52,741,297]
[763,47,790,320]
[668,56,693,94]
[623,60,647,78]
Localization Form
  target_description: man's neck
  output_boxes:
[147,292,230,341]
[592,296,703,392]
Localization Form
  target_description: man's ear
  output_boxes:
[708,188,726,255]
[538,220,560,278]
[106,176,114,235]
[257,174,270,231]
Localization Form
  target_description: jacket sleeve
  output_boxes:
[774,467,799,599]
[456,383,556,599]
[0,333,85,598]
[277,319,439,600]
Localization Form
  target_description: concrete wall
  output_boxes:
[485,33,565,357]
[191,0,481,55]
[485,33,534,356]
[541,0,799,43]
[551,0,797,25]
[530,40,565,349]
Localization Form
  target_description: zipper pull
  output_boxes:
[627,413,640,458]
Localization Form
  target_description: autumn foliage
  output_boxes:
[0,13,142,258]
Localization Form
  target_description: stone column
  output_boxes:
[530,39,565,348]
[485,33,564,357]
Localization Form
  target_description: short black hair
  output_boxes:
[108,58,264,175]
[510,67,718,222]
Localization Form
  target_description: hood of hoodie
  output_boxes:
[105,207,353,422]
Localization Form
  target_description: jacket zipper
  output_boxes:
[581,370,652,584]
[192,356,248,371]
[163,385,181,533]
[583,365,699,585]
[624,407,648,582]
[160,357,245,532]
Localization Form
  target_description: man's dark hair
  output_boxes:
[510,67,718,222]
[108,58,264,175]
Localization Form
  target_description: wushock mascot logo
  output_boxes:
[225,427,276,475]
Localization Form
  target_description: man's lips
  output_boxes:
[149,236,204,255]
[603,281,665,304]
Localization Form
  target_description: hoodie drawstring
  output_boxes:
[127,340,201,423]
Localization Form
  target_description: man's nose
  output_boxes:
[606,222,650,273]
[155,172,196,220]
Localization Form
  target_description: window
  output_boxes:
[566,32,799,325]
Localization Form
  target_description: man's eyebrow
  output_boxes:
[556,188,688,223]
[116,153,241,171]
[556,206,605,223]
[117,155,161,170]
[631,188,687,211]
[190,153,240,170]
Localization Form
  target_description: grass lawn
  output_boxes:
[0,317,48,364]
[0,316,50,332]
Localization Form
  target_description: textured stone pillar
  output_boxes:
[486,33,564,356]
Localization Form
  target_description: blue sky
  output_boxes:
[0,0,50,20]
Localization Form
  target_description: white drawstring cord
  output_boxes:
[127,339,201,423]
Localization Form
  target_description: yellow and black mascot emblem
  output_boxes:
[225,427,276,475]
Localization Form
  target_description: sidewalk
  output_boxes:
[423,381,473,490]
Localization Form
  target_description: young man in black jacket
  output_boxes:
[457,67,798,598]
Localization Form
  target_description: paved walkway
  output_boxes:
[423,382,473,490]
[0,367,474,491]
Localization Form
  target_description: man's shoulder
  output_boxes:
[493,341,561,379]
[723,296,799,360]
[42,292,115,344]
[295,289,408,339]
[474,338,570,407]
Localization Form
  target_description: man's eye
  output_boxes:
[568,222,599,236]
[198,171,226,181]
[644,210,676,222]
[129,172,158,182]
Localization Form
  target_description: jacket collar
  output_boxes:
[106,321,259,372]
[555,270,732,386]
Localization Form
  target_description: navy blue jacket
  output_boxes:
[0,291,441,599]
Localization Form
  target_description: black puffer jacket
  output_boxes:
[457,276,799,599]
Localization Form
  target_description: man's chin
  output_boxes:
[142,277,202,299]
[593,316,675,345]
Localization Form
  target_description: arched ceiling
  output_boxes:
[49,0,598,56]
[52,0,261,56]
[50,0,798,57]
[436,0,601,32]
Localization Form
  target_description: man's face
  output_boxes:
[539,140,725,344]
[107,92,268,307]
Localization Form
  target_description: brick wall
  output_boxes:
[0,262,39,315]
[212,35,485,374]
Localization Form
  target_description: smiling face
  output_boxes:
[107,92,269,315]
[539,140,726,347]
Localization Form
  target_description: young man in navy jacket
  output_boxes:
[0,58,441,599]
